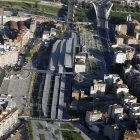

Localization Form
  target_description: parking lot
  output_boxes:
[0,71,31,114]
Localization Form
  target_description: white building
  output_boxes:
[114,51,126,64]
[85,111,102,125]
[74,54,86,73]
[90,80,106,97]
[75,63,86,73]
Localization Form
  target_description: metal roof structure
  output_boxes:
[57,75,66,119]
[51,75,60,119]
[64,38,73,68]
[42,73,52,117]
[58,39,66,74]
[49,40,61,71]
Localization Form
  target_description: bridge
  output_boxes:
[89,0,113,29]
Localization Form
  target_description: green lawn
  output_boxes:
[39,134,46,140]
[60,123,74,130]
[27,120,34,140]
[0,1,67,16]
[62,130,84,140]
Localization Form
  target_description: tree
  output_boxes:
[135,4,140,13]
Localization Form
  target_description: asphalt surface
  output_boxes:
[0,73,31,114]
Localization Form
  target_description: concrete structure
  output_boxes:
[92,0,113,29]
[124,130,140,140]
[85,110,102,125]
[90,80,106,97]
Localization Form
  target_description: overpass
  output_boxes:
[89,0,113,29]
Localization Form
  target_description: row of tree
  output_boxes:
[112,3,140,13]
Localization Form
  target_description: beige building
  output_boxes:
[116,37,124,45]
[116,24,127,35]
[124,130,140,140]
[134,25,140,40]
[90,80,106,97]
[85,111,102,125]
